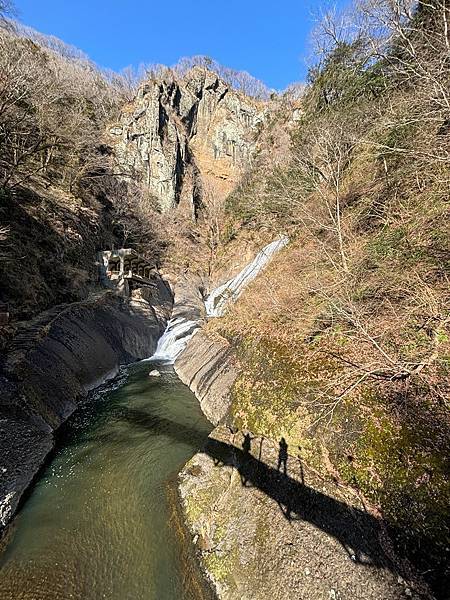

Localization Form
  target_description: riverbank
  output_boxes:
[0,278,172,533]
[174,326,435,600]
[175,329,236,425]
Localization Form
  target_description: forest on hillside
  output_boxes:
[217,1,449,593]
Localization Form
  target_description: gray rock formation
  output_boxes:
[174,329,237,425]
[109,67,266,213]
[0,279,172,532]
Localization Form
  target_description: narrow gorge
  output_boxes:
[0,5,449,600]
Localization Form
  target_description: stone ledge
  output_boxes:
[174,329,237,425]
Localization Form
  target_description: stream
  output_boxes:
[0,237,287,600]
[0,363,212,599]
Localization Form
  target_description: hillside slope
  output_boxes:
[187,2,450,595]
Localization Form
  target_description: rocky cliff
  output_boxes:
[175,329,237,425]
[109,67,266,214]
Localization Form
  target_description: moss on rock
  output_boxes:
[214,330,450,592]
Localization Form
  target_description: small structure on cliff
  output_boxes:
[97,249,157,295]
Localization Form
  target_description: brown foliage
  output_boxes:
[222,0,450,418]
[0,25,127,190]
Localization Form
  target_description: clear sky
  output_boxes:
[13,0,348,90]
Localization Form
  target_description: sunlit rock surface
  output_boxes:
[179,425,426,600]
[110,67,266,213]
[175,330,237,425]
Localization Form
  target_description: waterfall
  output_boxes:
[204,236,288,317]
[150,316,201,363]
[149,236,288,363]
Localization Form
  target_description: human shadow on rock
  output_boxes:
[123,407,395,571]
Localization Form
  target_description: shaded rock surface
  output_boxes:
[0,182,119,324]
[175,330,237,425]
[0,278,172,531]
[110,67,266,213]
[179,426,428,600]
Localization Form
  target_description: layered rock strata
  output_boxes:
[175,329,236,425]
[0,279,172,531]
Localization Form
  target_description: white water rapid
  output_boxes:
[150,236,288,363]
[150,316,202,363]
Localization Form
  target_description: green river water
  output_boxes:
[0,362,213,600]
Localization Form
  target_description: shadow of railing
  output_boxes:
[123,407,395,570]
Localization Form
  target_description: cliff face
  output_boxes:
[175,329,237,425]
[109,67,266,213]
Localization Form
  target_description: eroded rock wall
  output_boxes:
[109,67,266,213]
[0,279,172,531]
[174,329,237,425]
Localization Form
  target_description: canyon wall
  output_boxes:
[0,280,172,531]
[109,67,266,214]
[175,329,237,425]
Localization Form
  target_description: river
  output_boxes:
[0,362,213,600]
[0,237,288,599]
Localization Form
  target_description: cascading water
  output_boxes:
[204,236,289,318]
[150,316,202,363]
[150,236,288,363]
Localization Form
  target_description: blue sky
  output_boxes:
[13,0,347,90]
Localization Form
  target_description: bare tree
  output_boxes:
[198,182,226,274]
[106,178,166,262]
[265,117,355,274]
[0,24,127,190]
[0,1,14,23]
[358,0,450,110]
